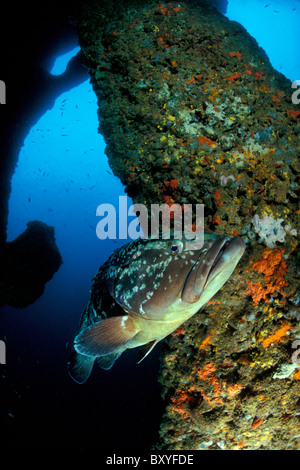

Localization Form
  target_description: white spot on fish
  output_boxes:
[146,291,154,300]
[120,316,128,328]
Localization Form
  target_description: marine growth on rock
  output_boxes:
[76,0,300,450]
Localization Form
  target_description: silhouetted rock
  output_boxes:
[0,221,62,308]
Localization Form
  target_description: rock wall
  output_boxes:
[76,0,300,450]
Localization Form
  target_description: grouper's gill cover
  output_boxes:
[107,238,203,315]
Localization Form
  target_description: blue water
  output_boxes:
[7,79,129,300]
[1,0,299,449]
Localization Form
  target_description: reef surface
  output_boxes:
[76,0,299,450]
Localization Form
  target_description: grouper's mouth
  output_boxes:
[182,236,245,304]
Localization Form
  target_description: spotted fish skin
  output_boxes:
[68,233,245,383]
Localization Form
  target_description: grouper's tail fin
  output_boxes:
[67,351,95,384]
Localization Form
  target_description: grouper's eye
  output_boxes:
[168,242,182,256]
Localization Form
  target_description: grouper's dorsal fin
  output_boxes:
[136,339,158,364]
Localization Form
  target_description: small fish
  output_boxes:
[28,197,31,203]
[264,3,270,7]
[68,232,245,383]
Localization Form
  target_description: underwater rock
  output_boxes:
[0,221,62,308]
[0,3,87,246]
[76,0,299,450]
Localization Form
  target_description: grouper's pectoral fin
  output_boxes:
[67,351,95,384]
[136,339,158,364]
[74,315,139,357]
